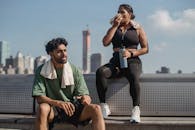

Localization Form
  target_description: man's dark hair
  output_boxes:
[45,37,68,54]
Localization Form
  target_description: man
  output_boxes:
[32,37,105,130]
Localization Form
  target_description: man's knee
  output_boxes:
[36,103,54,124]
[89,104,102,115]
[37,103,51,116]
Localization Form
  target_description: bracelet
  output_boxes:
[129,51,134,58]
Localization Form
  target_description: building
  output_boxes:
[5,56,16,74]
[5,56,14,68]
[0,67,5,74]
[156,66,170,73]
[6,65,16,74]
[82,29,90,74]
[15,51,24,74]
[34,55,48,72]
[24,55,34,74]
[90,53,102,73]
[0,41,10,66]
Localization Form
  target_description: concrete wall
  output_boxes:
[0,74,195,116]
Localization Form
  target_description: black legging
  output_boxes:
[96,52,142,106]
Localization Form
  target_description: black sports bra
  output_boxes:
[111,26,139,49]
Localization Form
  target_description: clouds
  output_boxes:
[142,8,195,73]
[153,42,168,52]
[148,8,195,34]
[146,8,195,52]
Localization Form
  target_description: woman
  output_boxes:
[96,4,149,123]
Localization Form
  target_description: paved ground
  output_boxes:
[0,114,195,130]
[1,114,195,124]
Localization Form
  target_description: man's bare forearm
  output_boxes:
[36,95,60,106]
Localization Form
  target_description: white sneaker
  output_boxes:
[130,106,141,123]
[100,103,111,118]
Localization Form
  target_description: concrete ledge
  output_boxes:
[0,114,195,130]
[0,114,35,130]
[1,74,195,129]
[1,74,195,116]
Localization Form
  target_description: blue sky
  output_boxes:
[0,0,195,73]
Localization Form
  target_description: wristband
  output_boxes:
[129,51,134,58]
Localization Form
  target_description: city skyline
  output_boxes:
[0,45,190,74]
[1,0,195,73]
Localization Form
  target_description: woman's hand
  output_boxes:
[123,49,133,58]
[102,14,123,46]
[112,14,123,27]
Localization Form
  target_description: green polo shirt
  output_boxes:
[32,63,89,102]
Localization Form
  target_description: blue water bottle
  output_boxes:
[119,46,128,68]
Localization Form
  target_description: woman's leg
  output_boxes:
[96,63,119,118]
[125,58,142,123]
[126,59,142,106]
[96,64,114,103]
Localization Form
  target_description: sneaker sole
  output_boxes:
[130,119,140,124]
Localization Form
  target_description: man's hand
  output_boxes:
[77,95,91,105]
[57,101,75,117]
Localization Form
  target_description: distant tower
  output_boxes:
[0,41,10,66]
[82,29,90,74]
[91,53,102,73]
[15,51,24,74]
[24,55,34,74]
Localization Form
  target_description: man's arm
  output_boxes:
[36,95,75,117]
[76,95,91,105]
[70,64,91,105]
[71,64,90,95]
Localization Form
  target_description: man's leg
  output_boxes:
[79,104,105,130]
[35,103,54,130]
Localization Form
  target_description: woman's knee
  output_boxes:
[96,66,112,78]
[96,67,104,76]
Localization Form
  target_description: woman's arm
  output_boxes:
[102,26,118,46]
[131,27,149,57]
[102,14,122,46]
[123,27,149,58]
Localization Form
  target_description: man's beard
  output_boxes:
[53,55,67,64]
[56,59,67,64]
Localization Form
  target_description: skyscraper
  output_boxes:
[15,51,24,74]
[82,29,90,74]
[0,41,10,66]
[91,53,102,73]
[34,55,48,72]
[24,55,34,74]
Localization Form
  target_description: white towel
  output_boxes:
[40,60,74,88]
[130,20,140,29]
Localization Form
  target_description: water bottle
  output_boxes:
[119,46,128,68]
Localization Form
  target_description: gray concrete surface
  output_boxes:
[0,114,195,130]
[1,74,195,130]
